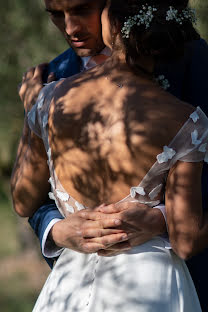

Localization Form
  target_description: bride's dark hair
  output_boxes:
[108,0,200,73]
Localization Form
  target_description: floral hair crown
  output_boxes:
[121,4,197,39]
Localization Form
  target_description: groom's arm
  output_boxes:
[28,202,64,262]
[19,48,81,265]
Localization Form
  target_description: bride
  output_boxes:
[12,0,208,311]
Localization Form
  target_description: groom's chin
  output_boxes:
[71,47,94,57]
[70,43,106,58]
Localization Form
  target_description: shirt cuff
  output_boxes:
[42,218,64,258]
[153,204,171,249]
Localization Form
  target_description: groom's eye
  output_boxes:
[72,5,93,16]
[46,9,64,19]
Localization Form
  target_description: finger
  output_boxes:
[99,218,122,229]
[47,72,56,83]
[97,204,119,214]
[99,202,129,214]
[19,82,27,101]
[82,228,124,238]
[79,210,119,222]
[34,63,48,79]
[79,210,104,220]
[89,233,128,247]
[25,67,35,79]
[94,203,106,212]
[81,242,106,253]
[22,74,26,82]
[82,218,122,232]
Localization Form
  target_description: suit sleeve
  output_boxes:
[28,202,64,268]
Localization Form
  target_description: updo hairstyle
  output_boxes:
[108,0,200,73]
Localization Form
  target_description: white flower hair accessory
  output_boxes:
[121,4,157,38]
[155,75,170,90]
[121,4,197,39]
[166,6,197,25]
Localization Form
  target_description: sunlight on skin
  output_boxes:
[46,57,194,209]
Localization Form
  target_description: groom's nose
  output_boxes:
[64,13,82,37]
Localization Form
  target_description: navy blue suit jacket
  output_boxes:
[29,40,208,310]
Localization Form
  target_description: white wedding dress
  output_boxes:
[28,81,208,312]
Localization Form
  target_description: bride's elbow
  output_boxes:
[11,187,34,218]
[11,183,39,218]
[172,244,194,260]
[12,200,34,218]
[171,234,199,260]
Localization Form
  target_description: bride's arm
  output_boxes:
[166,161,208,260]
[11,118,50,217]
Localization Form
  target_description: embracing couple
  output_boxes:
[11,0,208,311]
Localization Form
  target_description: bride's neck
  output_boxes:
[103,50,154,77]
[104,51,128,70]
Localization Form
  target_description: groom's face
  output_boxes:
[44,0,106,57]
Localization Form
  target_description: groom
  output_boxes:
[18,0,208,310]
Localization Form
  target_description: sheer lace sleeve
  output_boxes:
[121,107,208,207]
[164,107,208,164]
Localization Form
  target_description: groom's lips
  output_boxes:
[71,37,90,48]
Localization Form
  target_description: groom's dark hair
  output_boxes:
[108,0,200,74]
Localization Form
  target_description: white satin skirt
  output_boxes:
[33,237,201,312]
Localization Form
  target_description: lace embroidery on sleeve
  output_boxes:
[125,107,208,207]
[157,146,176,164]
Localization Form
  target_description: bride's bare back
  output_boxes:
[49,63,193,208]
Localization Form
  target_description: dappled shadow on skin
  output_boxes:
[166,164,203,260]
[31,59,198,311]
[48,60,181,208]
[10,127,50,216]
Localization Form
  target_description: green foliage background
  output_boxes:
[0,0,207,311]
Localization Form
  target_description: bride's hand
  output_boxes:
[95,202,166,256]
[49,210,128,254]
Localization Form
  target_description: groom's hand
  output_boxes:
[95,202,166,256]
[19,63,48,113]
[19,63,56,114]
[50,209,128,254]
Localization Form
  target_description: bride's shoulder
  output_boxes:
[160,92,195,129]
[52,67,100,106]
[145,92,198,148]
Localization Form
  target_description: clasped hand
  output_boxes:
[18,64,166,257]
[51,202,166,256]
